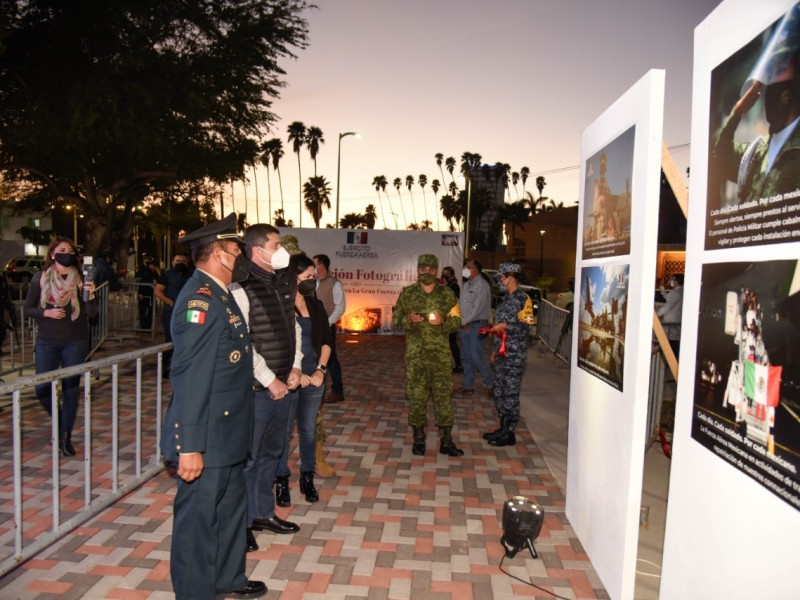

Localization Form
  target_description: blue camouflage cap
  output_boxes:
[498,262,522,275]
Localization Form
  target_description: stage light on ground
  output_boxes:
[501,496,544,559]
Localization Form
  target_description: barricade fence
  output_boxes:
[108,281,158,340]
[0,342,172,577]
[535,297,672,450]
[536,299,573,364]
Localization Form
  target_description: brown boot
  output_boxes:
[315,439,336,478]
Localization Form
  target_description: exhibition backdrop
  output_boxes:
[278,229,464,333]
[661,1,800,598]
[565,69,664,600]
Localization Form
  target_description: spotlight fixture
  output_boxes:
[501,496,544,559]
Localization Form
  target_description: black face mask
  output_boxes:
[298,279,316,297]
[220,249,249,284]
[54,253,77,268]
[174,263,188,274]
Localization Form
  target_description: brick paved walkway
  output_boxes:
[0,334,606,599]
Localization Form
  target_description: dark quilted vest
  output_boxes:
[241,263,296,388]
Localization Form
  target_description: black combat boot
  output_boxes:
[274,475,291,507]
[299,471,319,503]
[439,427,464,457]
[482,417,507,442]
[412,426,426,455]
[488,422,516,447]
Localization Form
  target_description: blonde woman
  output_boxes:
[24,237,97,456]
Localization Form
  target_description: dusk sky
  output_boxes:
[231,0,722,230]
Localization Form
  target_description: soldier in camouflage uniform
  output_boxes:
[392,254,464,457]
[483,263,534,447]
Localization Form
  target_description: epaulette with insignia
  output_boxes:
[196,285,212,297]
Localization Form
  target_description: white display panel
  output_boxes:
[661,1,800,598]
[566,69,665,600]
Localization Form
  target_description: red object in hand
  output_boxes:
[478,326,507,357]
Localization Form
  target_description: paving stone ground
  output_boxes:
[0,333,606,599]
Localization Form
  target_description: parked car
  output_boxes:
[5,257,44,284]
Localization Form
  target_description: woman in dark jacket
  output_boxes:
[275,253,332,503]
[24,236,97,456]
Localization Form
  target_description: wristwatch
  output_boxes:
[316,364,328,373]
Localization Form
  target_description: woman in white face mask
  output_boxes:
[24,236,98,457]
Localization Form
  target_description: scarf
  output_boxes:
[39,266,82,321]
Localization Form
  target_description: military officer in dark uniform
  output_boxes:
[160,213,267,600]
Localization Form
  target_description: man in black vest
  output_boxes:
[230,223,302,553]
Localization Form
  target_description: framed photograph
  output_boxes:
[581,126,635,259]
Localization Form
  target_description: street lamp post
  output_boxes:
[539,229,546,277]
[335,131,361,228]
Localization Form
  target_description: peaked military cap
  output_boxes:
[418,254,438,268]
[498,262,522,275]
[178,213,243,248]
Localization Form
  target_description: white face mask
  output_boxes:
[259,245,291,270]
[462,267,472,279]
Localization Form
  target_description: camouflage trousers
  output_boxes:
[493,338,527,430]
[405,344,455,428]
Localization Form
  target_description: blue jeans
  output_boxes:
[34,339,90,435]
[244,388,295,525]
[459,322,494,390]
[277,381,324,477]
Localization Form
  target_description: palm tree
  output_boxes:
[435,153,447,191]
[287,121,306,226]
[445,156,457,187]
[536,175,547,198]
[419,220,433,231]
[339,213,366,228]
[418,174,428,224]
[274,208,288,227]
[371,175,388,228]
[440,194,458,231]
[306,126,325,175]
[375,175,395,228]
[261,138,285,222]
[520,166,530,197]
[431,179,441,231]
[502,200,530,250]
[405,175,416,224]
[448,181,458,198]
[364,204,377,229]
[511,171,520,199]
[303,175,332,228]
[524,191,542,215]
[393,177,407,228]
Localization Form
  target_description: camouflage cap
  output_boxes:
[280,234,303,256]
[417,254,438,268]
[498,262,522,275]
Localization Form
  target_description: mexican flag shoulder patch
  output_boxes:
[186,309,206,324]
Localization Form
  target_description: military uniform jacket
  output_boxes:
[714,111,800,203]
[392,282,461,349]
[494,288,533,348]
[160,269,253,468]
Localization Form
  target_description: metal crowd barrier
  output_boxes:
[536,299,573,365]
[534,298,672,450]
[107,281,157,341]
[0,343,171,577]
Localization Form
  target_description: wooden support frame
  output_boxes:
[653,143,688,381]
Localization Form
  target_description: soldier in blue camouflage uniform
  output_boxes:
[483,263,534,447]
[392,254,464,456]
